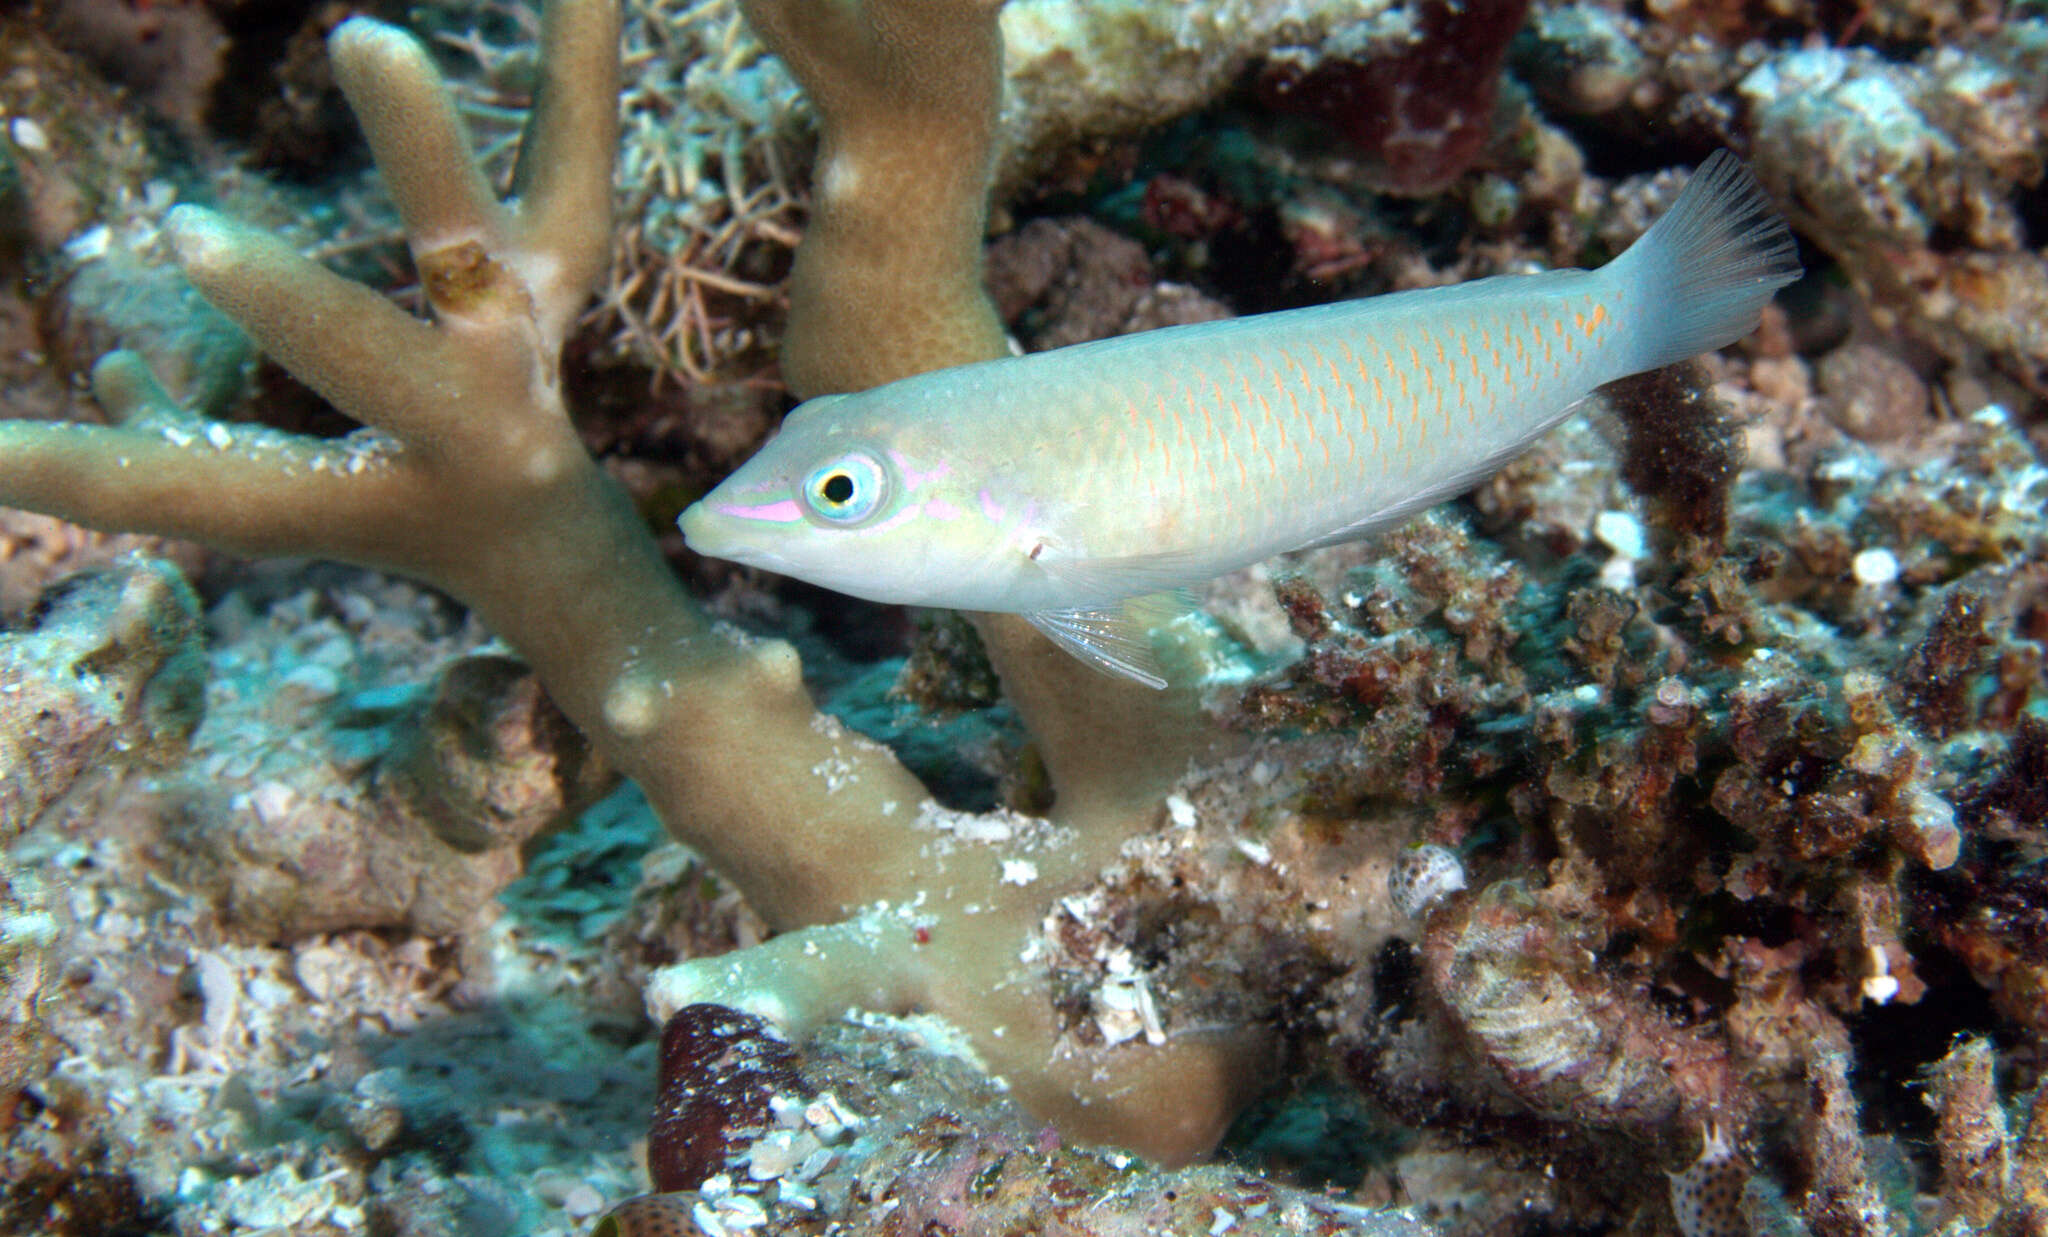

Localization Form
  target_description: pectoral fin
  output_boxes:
[1023,592,1193,690]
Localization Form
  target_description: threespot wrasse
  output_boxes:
[681,152,1801,688]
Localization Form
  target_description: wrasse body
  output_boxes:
[682,152,1801,686]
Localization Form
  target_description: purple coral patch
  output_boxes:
[1256,0,1532,194]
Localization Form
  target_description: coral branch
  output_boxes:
[738,0,1008,399]
[0,558,202,843]
[744,0,1228,827]
[0,0,1260,1169]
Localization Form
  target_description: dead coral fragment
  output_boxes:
[601,1013,1430,1237]
[1892,587,1992,740]
[1257,0,1532,194]
[1605,361,1745,549]
[1926,1036,2007,1229]
[0,556,203,844]
[1420,880,1716,1128]
[162,644,604,938]
[1795,1049,1896,1237]
[1959,713,2048,838]
[1710,666,1959,870]
[1742,42,2048,394]
[0,1164,155,1237]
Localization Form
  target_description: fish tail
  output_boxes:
[1603,150,1802,374]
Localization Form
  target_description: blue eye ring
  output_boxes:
[800,451,888,526]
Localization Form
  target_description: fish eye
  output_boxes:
[800,451,888,526]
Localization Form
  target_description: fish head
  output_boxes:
[679,392,1007,608]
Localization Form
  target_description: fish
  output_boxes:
[680,151,1801,688]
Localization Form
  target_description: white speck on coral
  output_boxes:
[810,751,858,792]
[2003,465,2048,514]
[1861,945,1899,1004]
[820,157,861,200]
[1594,509,1646,560]
[1000,858,1038,886]
[64,224,110,260]
[1165,793,1197,828]
[10,116,49,151]
[693,1199,734,1237]
[1599,554,1637,591]
[1135,973,1165,1044]
[797,1091,862,1145]
[714,1191,769,1229]
[248,780,296,824]
[562,1184,605,1219]
[1852,547,1898,586]
[601,677,659,736]
[195,951,239,1047]
[1092,957,1166,1047]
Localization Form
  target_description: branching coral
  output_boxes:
[0,0,1261,1171]
[409,0,1409,386]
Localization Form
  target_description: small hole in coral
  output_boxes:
[1841,944,2000,1168]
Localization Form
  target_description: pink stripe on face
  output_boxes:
[891,451,951,488]
[715,499,803,523]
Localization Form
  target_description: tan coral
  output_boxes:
[0,0,1259,1167]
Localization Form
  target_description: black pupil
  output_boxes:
[821,472,855,504]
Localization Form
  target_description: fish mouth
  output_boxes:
[678,500,796,574]
[677,501,734,557]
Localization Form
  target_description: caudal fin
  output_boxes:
[1606,151,1802,373]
